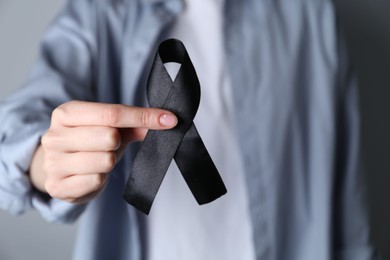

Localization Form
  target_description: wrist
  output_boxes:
[29,145,47,193]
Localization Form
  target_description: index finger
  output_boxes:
[52,101,178,129]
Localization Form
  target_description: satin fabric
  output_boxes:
[124,39,226,214]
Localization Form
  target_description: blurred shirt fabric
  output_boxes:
[0,0,379,259]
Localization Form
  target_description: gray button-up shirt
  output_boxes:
[0,0,379,259]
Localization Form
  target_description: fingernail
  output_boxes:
[159,114,178,127]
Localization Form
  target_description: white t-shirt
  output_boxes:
[147,0,255,259]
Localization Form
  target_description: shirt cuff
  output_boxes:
[32,191,86,224]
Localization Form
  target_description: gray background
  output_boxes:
[0,1,77,260]
[0,0,389,259]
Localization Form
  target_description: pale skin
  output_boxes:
[29,100,178,204]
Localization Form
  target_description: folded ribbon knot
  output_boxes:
[123,39,227,214]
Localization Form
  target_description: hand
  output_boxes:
[29,101,177,204]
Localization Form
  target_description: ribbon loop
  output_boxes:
[124,39,227,215]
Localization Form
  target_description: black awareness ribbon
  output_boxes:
[123,39,227,215]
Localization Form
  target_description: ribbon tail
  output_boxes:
[124,129,182,214]
[174,124,227,205]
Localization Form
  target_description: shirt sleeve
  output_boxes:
[0,0,97,223]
